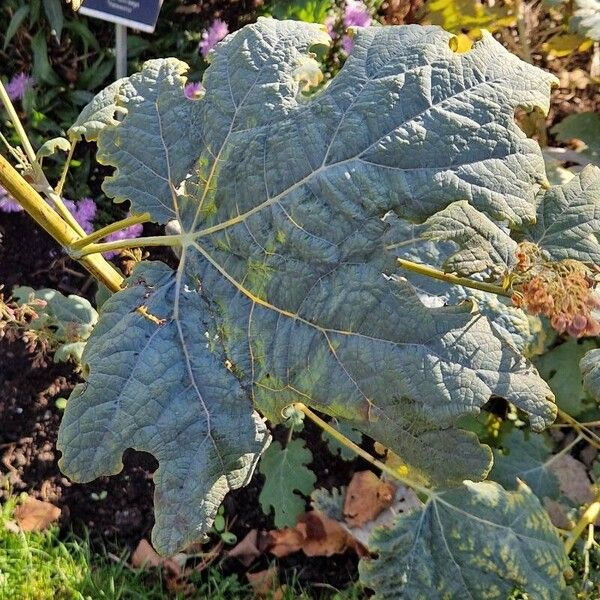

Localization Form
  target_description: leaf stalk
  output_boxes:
[70,212,152,249]
[396,258,511,297]
[293,402,432,497]
[72,234,182,258]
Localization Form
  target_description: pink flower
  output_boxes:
[5,73,33,101]
[102,222,144,259]
[0,185,23,212]
[343,0,371,28]
[184,81,205,100]
[199,19,229,58]
[63,198,97,234]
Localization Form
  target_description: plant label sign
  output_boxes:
[79,0,163,33]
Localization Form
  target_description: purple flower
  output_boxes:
[341,34,355,54]
[0,185,23,212]
[198,19,229,58]
[184,81,205,100]
[5,73,33,101]
[343,0,371,28]
[64,198,97,234]
[102,222,144,259]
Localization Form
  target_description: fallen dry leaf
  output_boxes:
[267,511,367,558]
[246,567,285,599]
[267,525,305,558]
[227,529,266,566]
[300,511,356,556]
[131,539,181,577]
[14,497,60,532]
[343,471,395,527]
[346,484,421,546]
[550,454,594,505]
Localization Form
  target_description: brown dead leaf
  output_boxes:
[131,539,181,577]
[267,525,305,558]
[267,511,367,558]
[549,455,594,505]
[246,567,286,599]
[227,529,265,566]
[343,471,396,527]
[346,484,421,547]
[14,497,60,532]
[299,511,355,556]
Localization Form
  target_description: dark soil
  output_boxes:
[0,214,361,593]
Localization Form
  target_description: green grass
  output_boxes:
[0,496,364,600]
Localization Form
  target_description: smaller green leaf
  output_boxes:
[43,0,64,41]
[12,286,98,341]
[534,339,598,416]
[54,341,86,364]
[269,0,332,22]
[490,429,560,499]
[68,78,125,142]
[322,419,362,461]
[36,136,71,160]
[213,514,225,532]
[259,439,316,528]
[221,531,237,545]
[4,6,29,51]
[31,30,60,85]
[359,480,568,599]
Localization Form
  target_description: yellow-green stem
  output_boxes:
[70,212,152,250]
[73,234,182,258]
[54,140,76,197]
[565,489,600,554]
[0,81,36,163]
[0,81,85,237]
[293,403,431,497]
[396,258,510,297]
[0,154,124,293]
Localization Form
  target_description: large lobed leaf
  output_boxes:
[359,480,568,599]
[57,262,269,554]
[60,19,559,553]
